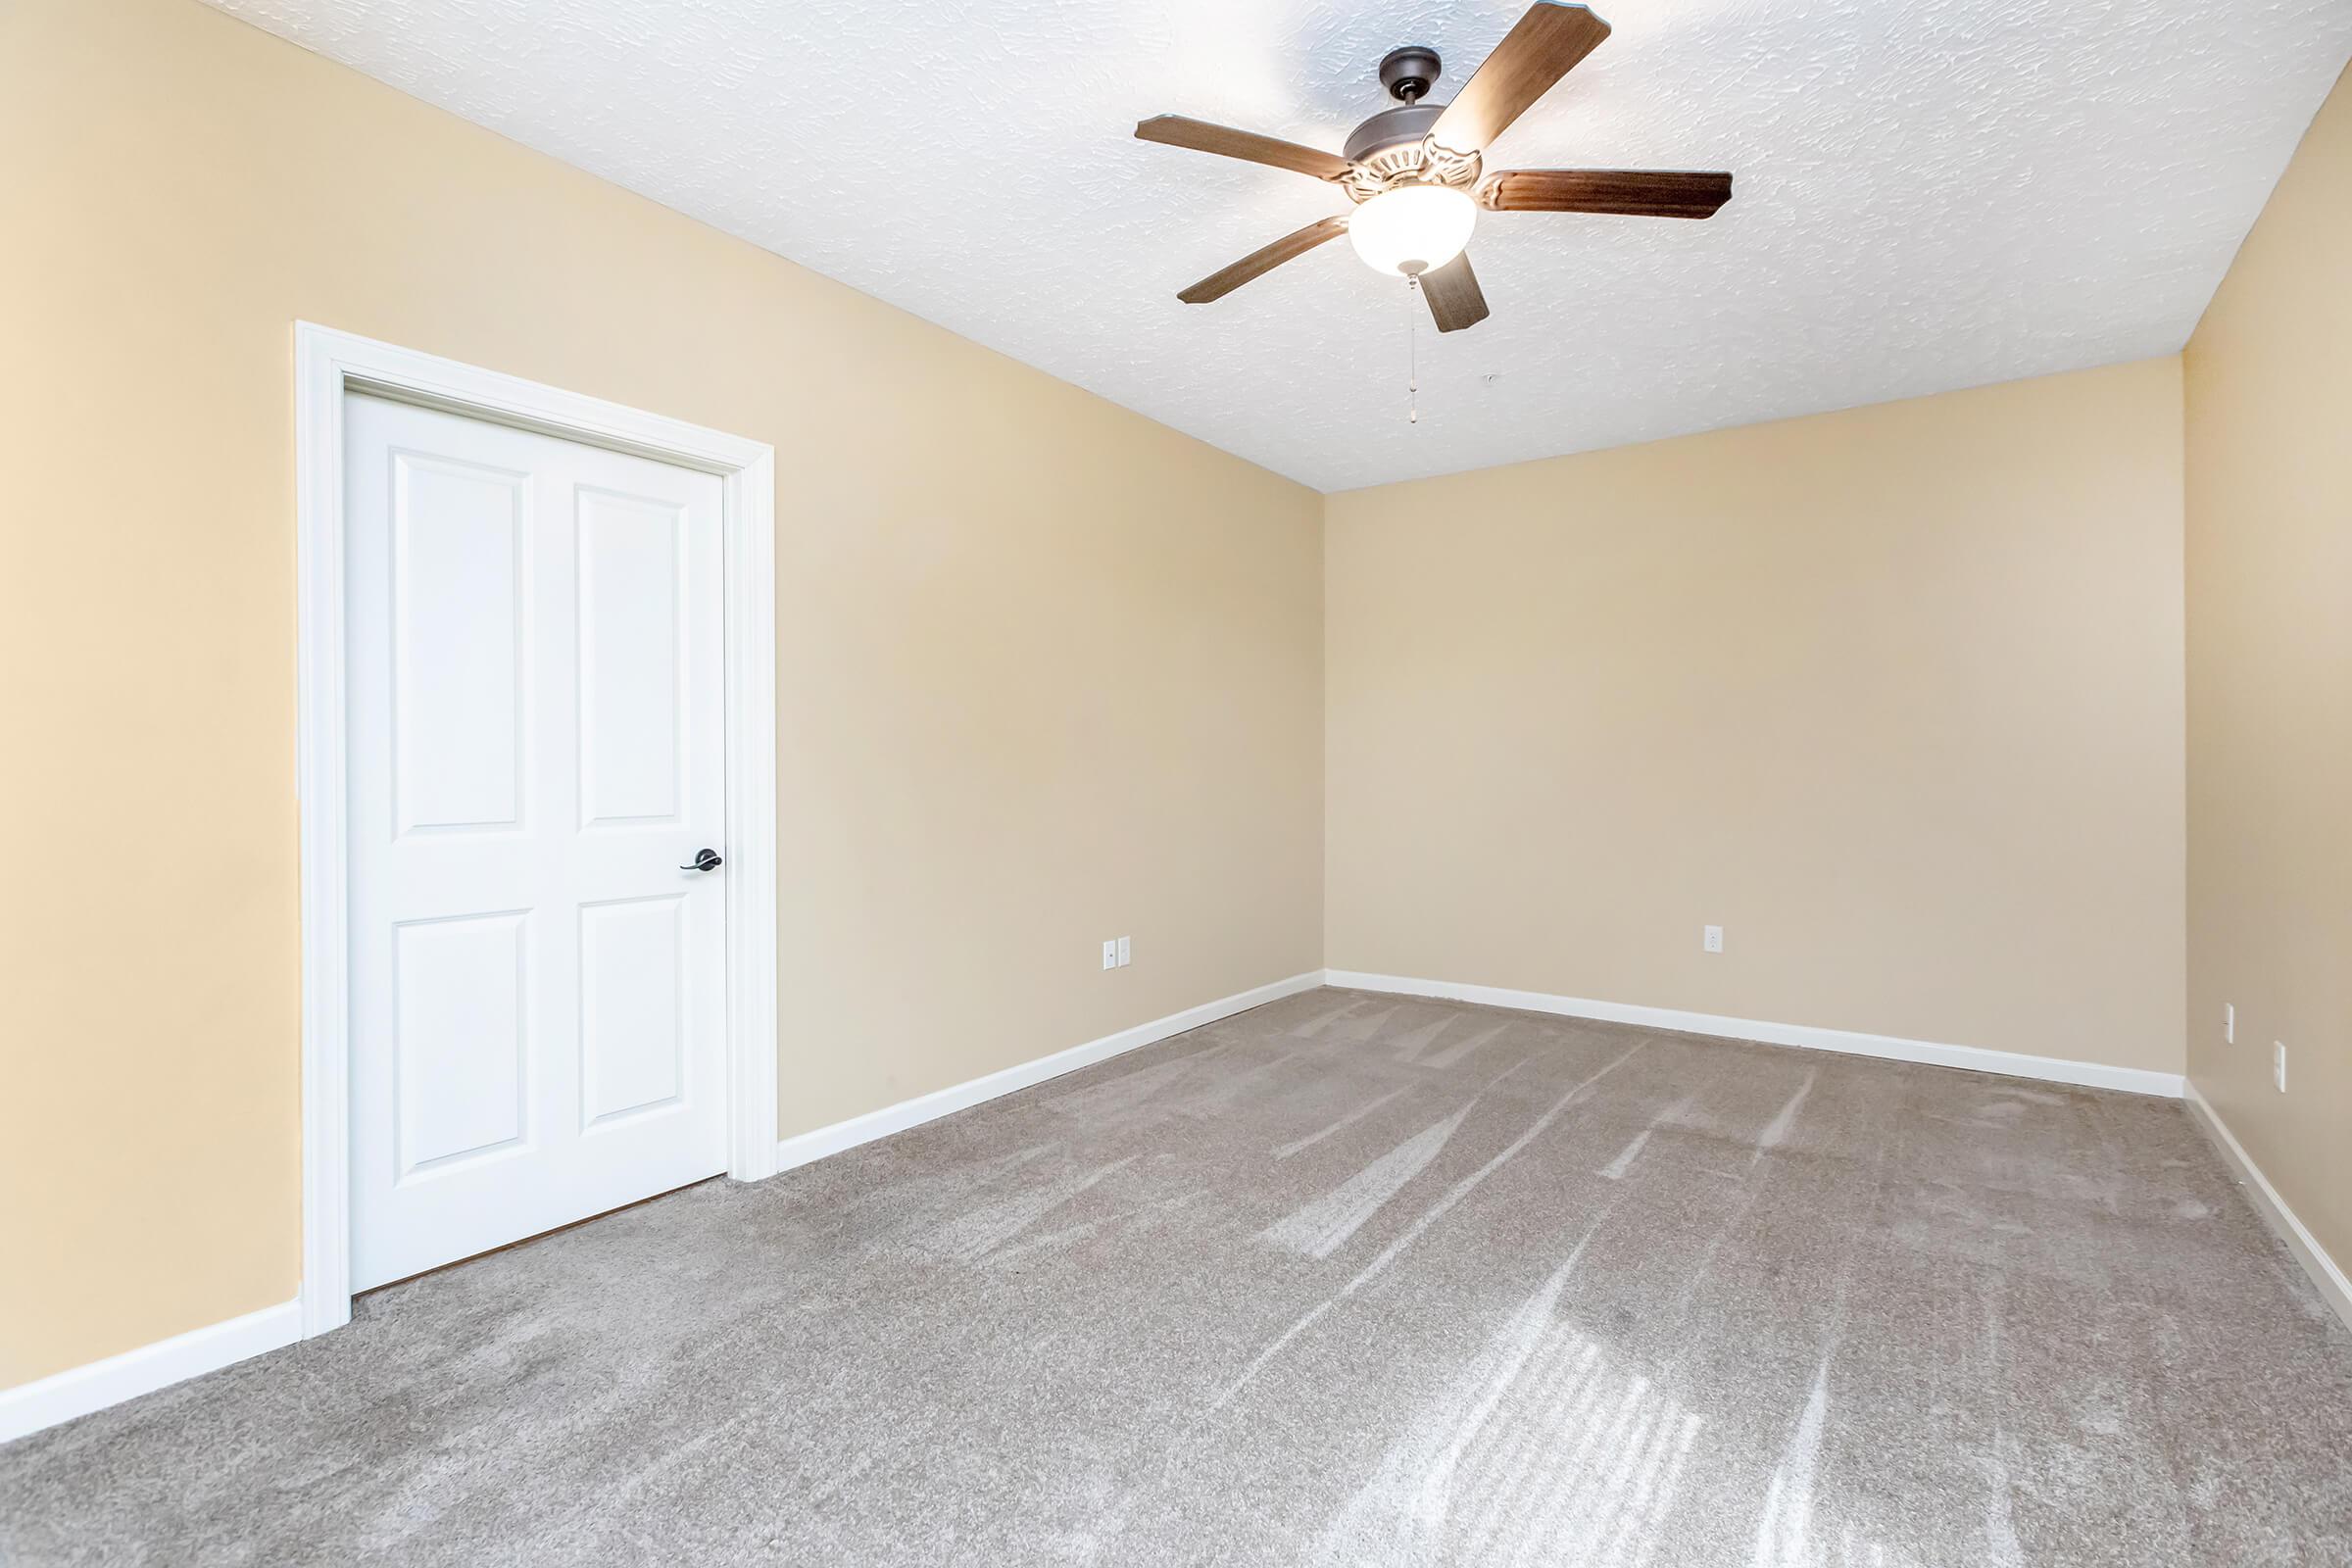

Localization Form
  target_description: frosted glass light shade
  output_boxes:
[1346,185,1478,277]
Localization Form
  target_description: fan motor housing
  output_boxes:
[1340,42,1490,200]
[1342,103,1444,165]
[1342,102,1484,201]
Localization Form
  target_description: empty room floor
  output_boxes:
[4,989,2347,1565]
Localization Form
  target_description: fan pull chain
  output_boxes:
[1405,274,1421,424]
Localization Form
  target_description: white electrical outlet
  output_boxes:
[2275,1041,2287,1093]
[1116,935,1131,967]
[2224,1003,2234,1044]
[1102,939,1118,971]
[1703,925,1724,954]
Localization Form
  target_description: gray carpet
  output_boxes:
[5,988,2349,1565]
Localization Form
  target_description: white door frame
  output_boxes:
[294,322,778,1338]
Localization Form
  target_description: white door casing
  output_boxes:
[297,324,776,1336]
[343,395,727,1289]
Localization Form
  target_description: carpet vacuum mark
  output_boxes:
[4,989,2348,1565]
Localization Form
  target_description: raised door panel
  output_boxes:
[391,451,529,836]
[575,487,683,830]
[393,910,529,1179]
[578,895,687,1128]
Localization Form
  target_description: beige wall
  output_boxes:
[0,0,1323,1388]
[2183,65,2352,1273]
[1326,360,2187,1075]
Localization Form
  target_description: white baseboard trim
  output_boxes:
[0,1298,300,1446]
[1322,970,2186,1099]
[2184,1080,2352,1335]
[773,971,1325,1175]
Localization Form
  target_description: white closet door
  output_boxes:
[344,392,728,1290]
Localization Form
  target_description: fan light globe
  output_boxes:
[1346,184,1477,277]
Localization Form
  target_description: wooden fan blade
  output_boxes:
[1428,3,1612,156]
[1480,168,1733,218]
[1178,216,1349,304]
[1135,116,1352,181]
[1419,252,1491,333]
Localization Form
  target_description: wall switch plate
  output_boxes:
[2224,1003,2233,1044]
[1116,936,1131,967]
[1703,925,1724,954]
[2275,1041,2287,1093]
[1102,940,1118,971]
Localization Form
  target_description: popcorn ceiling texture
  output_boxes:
[202,0,2352,490]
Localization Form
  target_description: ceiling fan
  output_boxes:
[1135,2,1732,332]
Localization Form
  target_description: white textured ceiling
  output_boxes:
[208,0,2352,491]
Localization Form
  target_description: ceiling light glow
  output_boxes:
[1347,185,1478,277]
